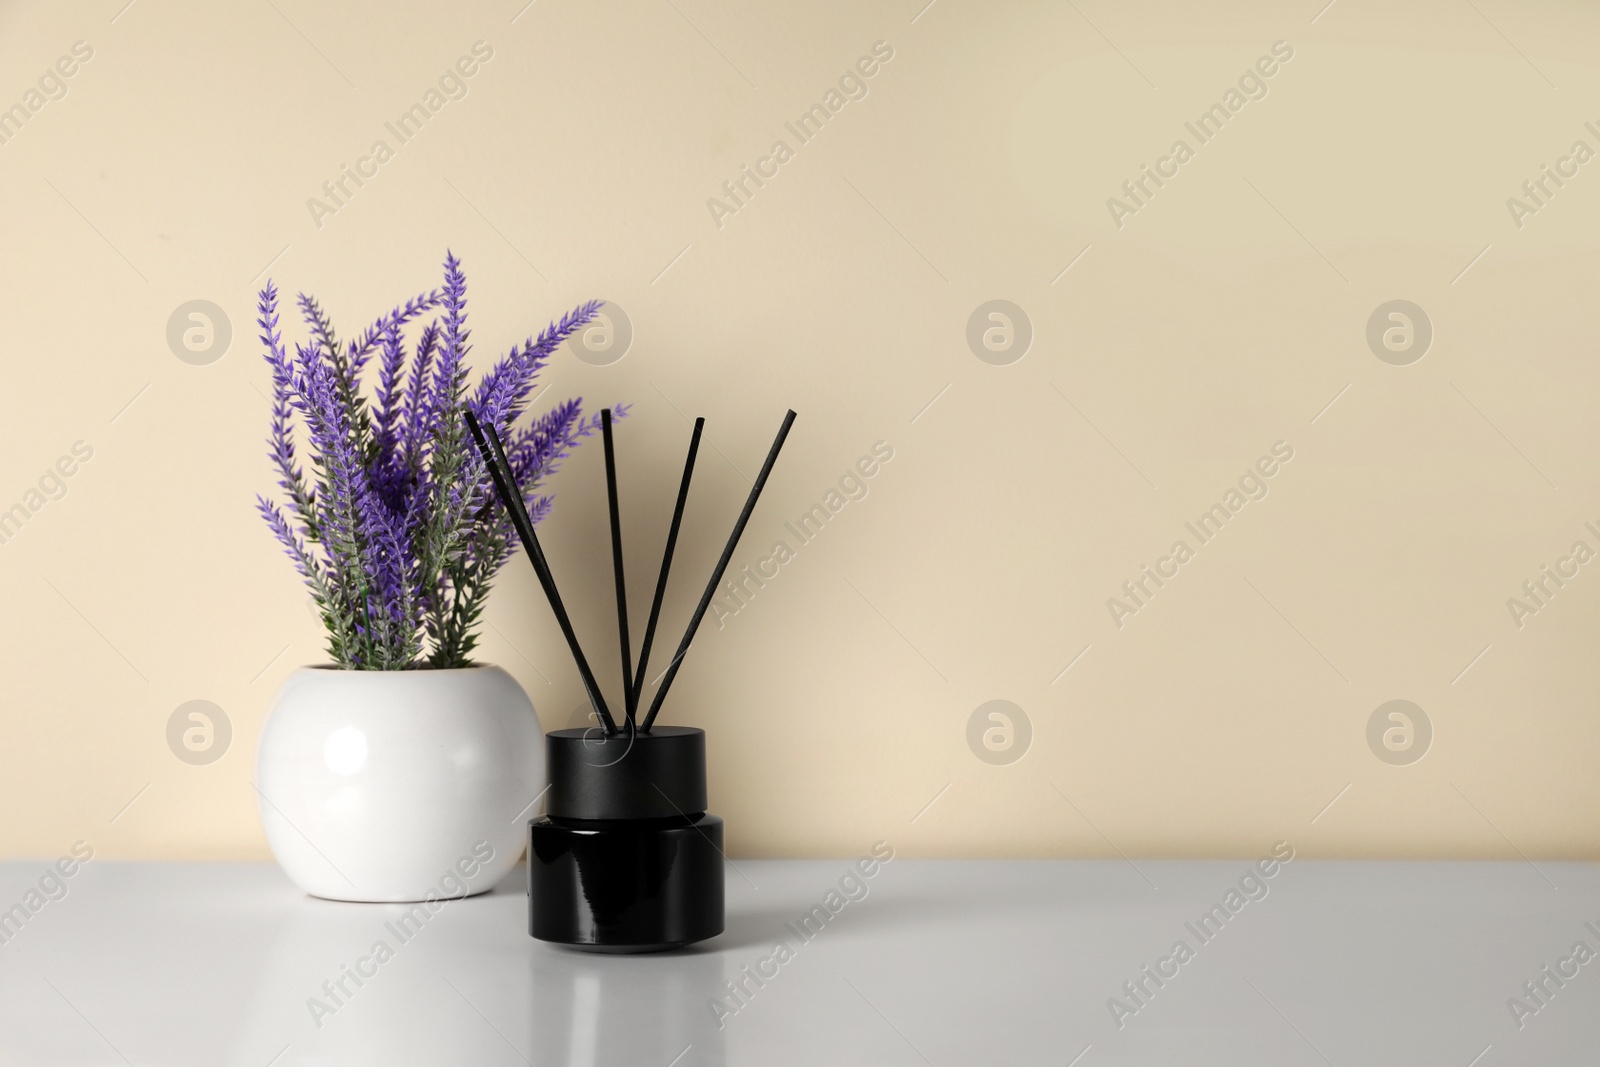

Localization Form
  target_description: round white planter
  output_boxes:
[257,665,544,902]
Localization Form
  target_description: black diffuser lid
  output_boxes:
[545,726,707,821]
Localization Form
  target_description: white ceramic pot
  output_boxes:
[257,665,544,902]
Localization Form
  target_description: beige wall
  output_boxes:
[2,0,1598,862]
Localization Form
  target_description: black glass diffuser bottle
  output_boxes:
[464,405,795,954]
[529,726,723,950]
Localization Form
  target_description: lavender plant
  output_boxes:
[256,252,622,669]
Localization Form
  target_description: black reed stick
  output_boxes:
[629,417,704,720]
[600,409,635,727]
[464,410,618,734]
[641,410,796,731]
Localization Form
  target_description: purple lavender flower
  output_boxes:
[257,253,618,669]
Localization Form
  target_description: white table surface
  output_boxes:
[0,858,1595,1066]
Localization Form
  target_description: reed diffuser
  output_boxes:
[465,406,795,951]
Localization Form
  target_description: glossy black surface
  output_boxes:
[528,813,725,951]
